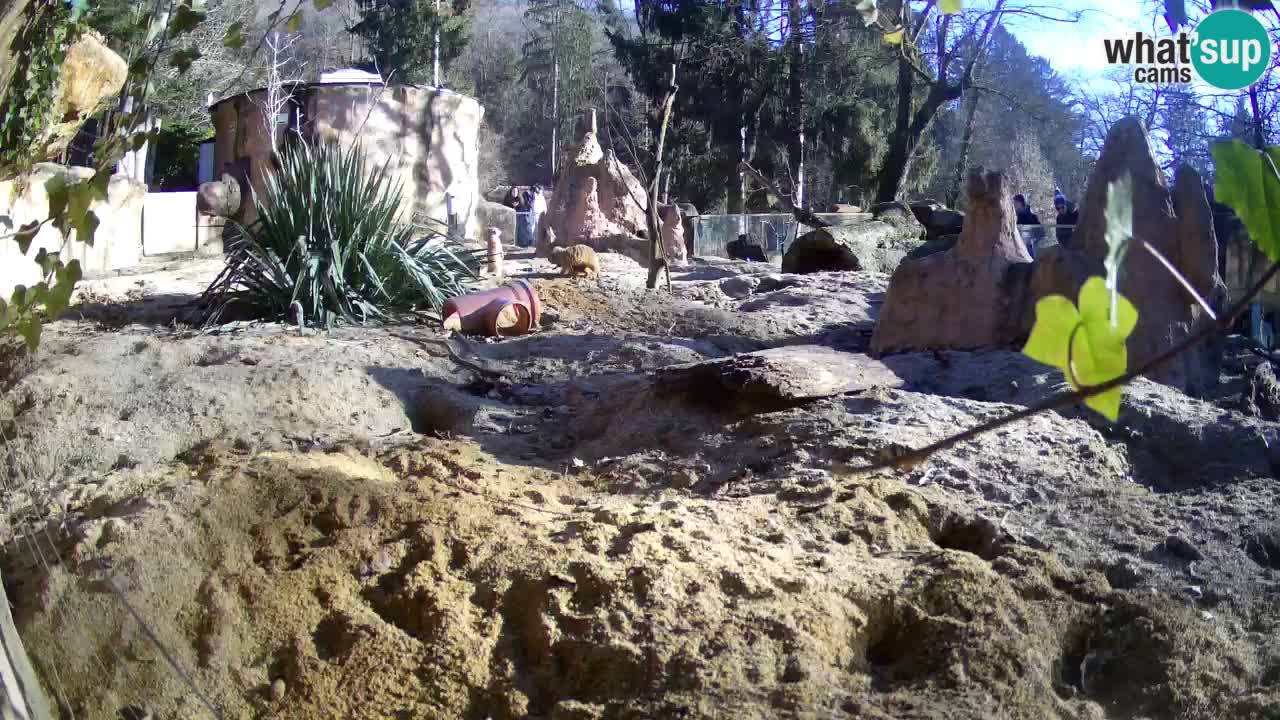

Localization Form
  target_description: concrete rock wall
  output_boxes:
[0,164,145,296]
[210,84,485,240]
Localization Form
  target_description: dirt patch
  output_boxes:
[4,255,1280,719]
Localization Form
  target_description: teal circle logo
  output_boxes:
[1191,9,1271,90]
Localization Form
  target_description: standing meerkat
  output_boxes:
[549,245,601,280]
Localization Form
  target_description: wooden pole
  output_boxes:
[0,570,53,720]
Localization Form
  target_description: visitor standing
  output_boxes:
[1054,193,1079,246]
[1013,193,1043,258]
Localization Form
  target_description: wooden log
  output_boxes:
[0,569,53,720]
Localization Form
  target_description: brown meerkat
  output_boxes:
[549,244,601,279]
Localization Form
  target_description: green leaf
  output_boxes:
[1023,277,1137,422]
[1212,140,1280,261]
[171,48,202,73]
[883,28,904,45]
[1075,277,1136,421]
[1023,294,1080,371]
[45,175,69,225]
[66,182,99,246]
[14,221,41,255]
[286,10,304,32]
[16,317,40,352]
[314,0,334,9]
[939,0,964,15]
[223,21,246,49]
[169,3,208,36]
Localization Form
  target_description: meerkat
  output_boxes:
[549,244,601,280]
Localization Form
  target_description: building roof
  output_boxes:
[206,68,458,112]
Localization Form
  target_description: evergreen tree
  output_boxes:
[351,0,472,84]
[523,0,603,180]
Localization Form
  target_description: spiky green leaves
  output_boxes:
[1024,278,1138,421]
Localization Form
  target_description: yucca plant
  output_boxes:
[200,140,482,327]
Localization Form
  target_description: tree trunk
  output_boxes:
[875,50,917,203]
[947,87,981,207]
[0,0,32,107]
[786,0,804,202]
[877,75,959,204]
[647,64,678,291]
[1249,84,1266,150]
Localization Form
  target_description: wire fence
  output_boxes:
[693,213,1078,260]
[693,213,873,259]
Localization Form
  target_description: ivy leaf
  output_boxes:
[169,3,208,36]
[287,10,305,32]
[43,260,81,317]
[223,21,246,49]
[16,316,41,352]
[171,48,202,73]
[314,0,335,9]
[14,221,41,255]
[1023,277,1137,421]
[66,182,99,246]
[883,28,904,45]
[1212,140,1280,261]
[45,175,69,225]
[940,0,964,15]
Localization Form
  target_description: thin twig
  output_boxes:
[1138,238,1217,321]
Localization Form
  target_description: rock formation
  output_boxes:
[197,174,243,219]
[871,170,1034,353]
[535,131,649,262]
[872,116,1226,397]
[910,200,965,240]
[782,202,925,274]
[1029,117,1225,395]
[660,204,687,264]
[0,27,127,171]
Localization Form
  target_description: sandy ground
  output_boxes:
[3,247,1280,720]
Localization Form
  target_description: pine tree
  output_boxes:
[350,0,472,84]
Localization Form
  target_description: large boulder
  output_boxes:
[1030,117,1225,395]
[871,170,1035,353]
[1,28,126,171]
[782,203,924,274]
[910,199,965,240]
[197,174,243,219]
[536,131,648,257]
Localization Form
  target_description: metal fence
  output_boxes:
[693,213,872,259]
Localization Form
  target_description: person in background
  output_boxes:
[1013,193,1043,258]
[1013,194,1040,226]
[505,187,522,210]
[514,187,532,247]
[1054,192,1079,246]
[523,185,545,248]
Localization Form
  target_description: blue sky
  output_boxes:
[1004,1,1148,83]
